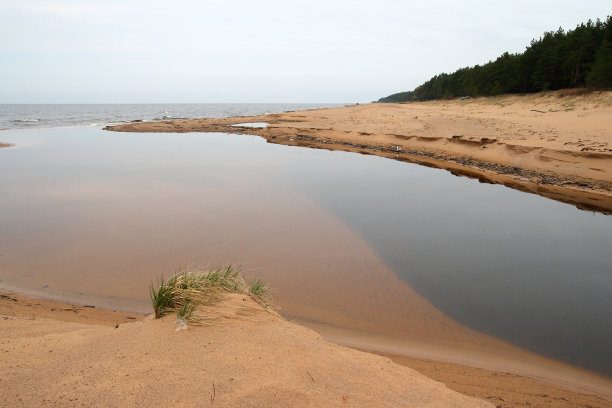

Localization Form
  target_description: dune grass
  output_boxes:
[249,278,267,297]
[149,266,274,320]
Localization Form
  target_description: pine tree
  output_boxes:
[378,16,612,102]
[586,39,612,88]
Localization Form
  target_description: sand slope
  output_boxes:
[0,293,492,408]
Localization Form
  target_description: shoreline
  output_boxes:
[4,92,611,405]
[6,253,612,398]
[106,91,612,215]
[2,289,610,407]
[0,290,492,408]
[383,353,612,408]
[299,316,612,400]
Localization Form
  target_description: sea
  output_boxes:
[0,103,346,131]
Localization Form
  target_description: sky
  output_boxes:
[1,0,610,103]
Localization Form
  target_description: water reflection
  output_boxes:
[0,127,611,377]
[287,152,612,375]
[229,122,269,128]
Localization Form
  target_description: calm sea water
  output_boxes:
[0,111,611,377]
[0,103,345,130]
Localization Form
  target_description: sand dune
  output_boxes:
[2,291,611,407]
[0,292,492,407]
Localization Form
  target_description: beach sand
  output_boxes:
[384,354,612,408]
[0,291,493,408]
[3,92,611,406]
[1,291,610,407]
[107,90,612,214]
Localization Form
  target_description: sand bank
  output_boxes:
[0,291,492,408]
[106,91,612,214]
[2,291,610,408]
[385,354,612,408]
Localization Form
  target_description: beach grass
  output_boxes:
[150,266,275,320]
[249,278,266,297]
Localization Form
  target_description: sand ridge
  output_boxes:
[106,91,612,214]
[2,291,611,407]
[0,292,493,408]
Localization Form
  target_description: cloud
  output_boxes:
[1,0,611,102]
[2,0,138,19]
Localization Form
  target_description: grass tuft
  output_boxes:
[150,275,174,318]
[176,300,198,320]
[150,266,276,321]
[249,278,267,297]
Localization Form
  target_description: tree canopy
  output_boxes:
[378,16,612,103]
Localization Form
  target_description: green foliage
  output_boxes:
[378,16,612,102]
[587,40,612,88]
[176,300,198,320]
[249,278,268,297]
[149,266,275,320]
[378,91,413,103]
[150,275,174,318]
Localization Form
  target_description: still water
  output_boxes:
[0,126,610,376]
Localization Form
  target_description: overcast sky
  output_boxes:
[1,1,610,103]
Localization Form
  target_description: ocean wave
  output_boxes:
[12,119,40,123]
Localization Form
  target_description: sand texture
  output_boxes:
[386,354,612,408]
[107,91,612,214]
[2,292,610,408]
[0,292,493,408]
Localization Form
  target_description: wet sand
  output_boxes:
[107,90,612,214]
[2,291,610,407]
[384,354,612,408]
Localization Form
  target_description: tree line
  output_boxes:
[378,16,612,103]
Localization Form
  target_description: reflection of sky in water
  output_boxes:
[228,122,269,128]
[288,152,612,375]
[0,127,611,376]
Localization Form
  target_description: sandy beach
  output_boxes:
[1,291,493,408]
[2,92,611,406]
[4,0,611,406]
[108,90,612,214]
[2,291,611,408]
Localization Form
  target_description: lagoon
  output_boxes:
[0,126,610,377]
